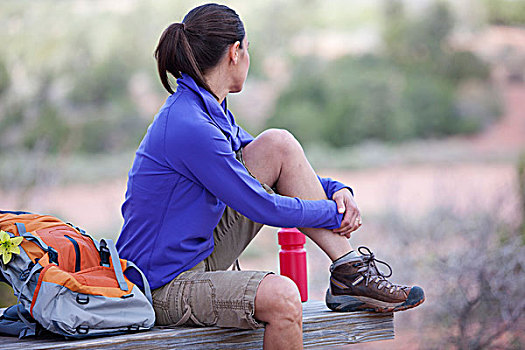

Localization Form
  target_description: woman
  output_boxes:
[116,4,424,349]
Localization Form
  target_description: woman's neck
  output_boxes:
[204,66,230,104]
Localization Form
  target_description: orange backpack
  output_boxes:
[0,210,155,338]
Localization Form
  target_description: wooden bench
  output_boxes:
[0,301,393,349]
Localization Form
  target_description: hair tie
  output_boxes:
[179,22,186,31]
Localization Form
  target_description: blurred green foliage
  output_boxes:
[267,1,500,147]
[485,0,525,25]
[0,0,511,157]
[0,1,173,156]
[0,284,16,308]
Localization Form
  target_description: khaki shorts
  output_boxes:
[152,149,274,329]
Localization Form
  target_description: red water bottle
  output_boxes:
[278,228,308,302]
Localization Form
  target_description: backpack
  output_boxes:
[0,210,155,338]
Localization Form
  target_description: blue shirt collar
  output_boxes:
[176,73,234,138]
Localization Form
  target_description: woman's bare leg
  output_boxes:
[244,129,356,349]
[244,129,423,344]
[254,275,303,350]
[242,129,353,261]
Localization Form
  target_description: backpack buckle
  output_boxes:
[20,262,35,280]
[99,242,110,267]
[76,325,89,335]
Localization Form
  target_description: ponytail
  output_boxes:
[154,4,245,98]
[154,23,212,96]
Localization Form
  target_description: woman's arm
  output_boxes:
[317,176,353,199]
[167,121,343,229]
[239,125,353,199]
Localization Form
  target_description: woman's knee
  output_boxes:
[255,275,302,324]
[258,129,303,157]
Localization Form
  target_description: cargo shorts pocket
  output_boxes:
[178,279,218,327]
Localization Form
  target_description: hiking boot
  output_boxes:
[325,247,425,312]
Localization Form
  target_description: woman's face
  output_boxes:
[231,36,250,93]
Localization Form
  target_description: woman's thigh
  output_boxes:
[205,205,265,271]
[205,148,274,271]
[152,262,271,329]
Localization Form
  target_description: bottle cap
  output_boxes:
[278,228,306,246]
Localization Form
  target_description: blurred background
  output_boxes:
[1,0,524,348]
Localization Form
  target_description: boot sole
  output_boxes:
[325,286,425,313]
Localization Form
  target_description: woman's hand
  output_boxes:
[332,188,361,238]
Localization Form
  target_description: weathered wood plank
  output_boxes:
[0,300,393,349]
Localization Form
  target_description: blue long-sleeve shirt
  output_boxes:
[117,74,351,290]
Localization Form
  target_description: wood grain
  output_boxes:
[0,300,394,349]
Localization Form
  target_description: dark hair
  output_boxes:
[154,3,245,97]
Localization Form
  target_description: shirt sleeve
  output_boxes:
[317,176,354,199]
[168,120,343,229]
[237,125,254,147]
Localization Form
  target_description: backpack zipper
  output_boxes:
[64,235,81,272]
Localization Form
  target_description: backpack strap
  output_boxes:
[100,239,128,292]
[15,223,48,250]
[15,223,58,265]
[15,222,27,234]
[125,261,153,305]
[0,304,40,339]
[15,261,43,337]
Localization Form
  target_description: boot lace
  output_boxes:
[354,247,402,294]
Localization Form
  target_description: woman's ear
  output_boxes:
[229,41,241,64]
